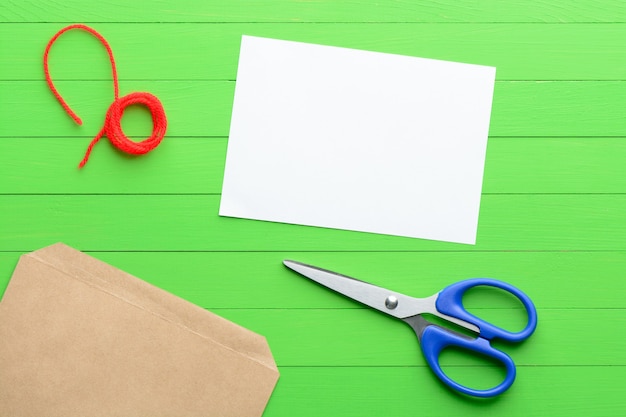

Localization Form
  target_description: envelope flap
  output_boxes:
[27,243,277,371]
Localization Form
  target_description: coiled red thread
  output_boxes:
[43,24,167,168]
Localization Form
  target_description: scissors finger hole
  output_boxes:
[438,346,508,391]
[462,285,530,333]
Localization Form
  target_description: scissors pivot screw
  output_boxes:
[385,295,398,310]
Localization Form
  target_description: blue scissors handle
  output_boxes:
[419,325,516,397]
[414,278,537,397]
[436,278,538,342]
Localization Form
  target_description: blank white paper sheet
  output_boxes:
[219,35,496,244]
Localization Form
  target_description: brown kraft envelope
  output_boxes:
[0,243,279,417]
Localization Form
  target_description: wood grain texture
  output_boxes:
[1,0,625,415]
[1,251,623,309]
[2,81,626,137]
[2,137,625,194]
[265,367,625,417]
[0,195,625,251]
[2,24,626,80]
[1,0,625,22]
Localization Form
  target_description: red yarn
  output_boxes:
[43,24,167,168]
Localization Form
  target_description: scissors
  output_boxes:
[283,260,537,398]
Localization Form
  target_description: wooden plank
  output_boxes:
[2,251,623,309]
[0,137,227,194]
[0,81,236,137]
[484,138,626,194]
[1,0,625,23]
[0,195,624,252]
[218,308,623,366]
[2,81,625,137]
[1,137,625,194]
[265,367,625,417]
[2,23,625,81]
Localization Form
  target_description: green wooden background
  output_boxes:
[1,1,625,415]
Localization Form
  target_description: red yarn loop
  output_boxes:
[80,92,167,168]
[43,24,167,168]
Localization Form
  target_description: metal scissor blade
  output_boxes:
[284,260,434,319]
